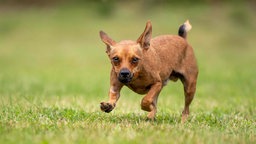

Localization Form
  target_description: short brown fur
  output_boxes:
[99,21,198,122]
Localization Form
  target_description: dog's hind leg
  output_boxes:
[180,71,198,123]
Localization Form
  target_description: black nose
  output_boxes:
[119,68,131,78]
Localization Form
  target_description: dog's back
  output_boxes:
[143,21,196,82]
[151,35,188,69]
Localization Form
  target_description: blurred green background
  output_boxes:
[1,0,255,96]
[1,0,255,100]
[0,0,255,143]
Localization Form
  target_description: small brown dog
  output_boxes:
[99,20,198,122]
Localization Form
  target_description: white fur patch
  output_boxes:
[110,86,117,94]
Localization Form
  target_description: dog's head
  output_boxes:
[99,21,152,84]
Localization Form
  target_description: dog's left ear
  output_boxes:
[137,21,152,50]
[99,31,116,53]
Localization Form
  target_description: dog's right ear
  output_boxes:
[137,21,152,50]
[99,31,116,53]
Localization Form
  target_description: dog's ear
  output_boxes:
[137,21,152,50]
[99,31,116,53]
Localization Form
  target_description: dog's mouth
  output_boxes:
[118,76,133,84]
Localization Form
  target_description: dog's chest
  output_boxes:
[125,78,152,95]
[125,84,151,95]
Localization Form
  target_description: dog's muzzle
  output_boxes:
[118,68,133,84]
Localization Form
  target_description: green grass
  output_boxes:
[0,2,256,144]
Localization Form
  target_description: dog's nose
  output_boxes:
[119,68,131,78]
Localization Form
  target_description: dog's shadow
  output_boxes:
[37,107,181,125]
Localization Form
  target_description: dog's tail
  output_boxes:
[178,20,192,39]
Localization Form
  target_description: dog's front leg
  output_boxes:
[141,82,162,120]
[100,84,123,113]
[100,70,123,113]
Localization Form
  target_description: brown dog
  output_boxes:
[99,20,198,122]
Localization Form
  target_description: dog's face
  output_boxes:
[100,21,152,84]
[108,42,142,83]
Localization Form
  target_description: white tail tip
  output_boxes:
[184,20,192,32]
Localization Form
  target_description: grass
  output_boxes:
[0,2,256,144]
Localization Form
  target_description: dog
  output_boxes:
[99,20,198,122]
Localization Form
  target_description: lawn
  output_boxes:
[0,2,255,144]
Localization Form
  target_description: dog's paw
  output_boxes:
[145,117,156,122]
[181,114,189,123]
[100,102,114,113]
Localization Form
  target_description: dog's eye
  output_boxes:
[131,57,139,64]
[112,57,120,62]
